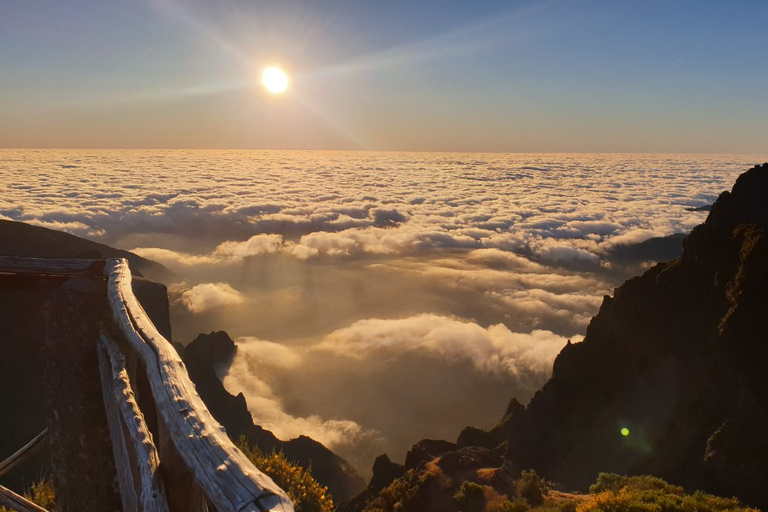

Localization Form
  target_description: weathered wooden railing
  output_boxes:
[0,257,293,512]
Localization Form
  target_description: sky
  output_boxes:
[1,0,767,153]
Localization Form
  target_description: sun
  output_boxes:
[261,67,289,94]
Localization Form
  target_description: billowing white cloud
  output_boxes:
[179,282,245,313]
[212,234,283,260]
[223,337,374,451]
[316,314,573,376]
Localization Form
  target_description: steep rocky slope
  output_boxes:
[503,164,768,507]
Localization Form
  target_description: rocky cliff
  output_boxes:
[503,164,768,507]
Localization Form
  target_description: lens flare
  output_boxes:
[621,427,630,437]
[262,67,289,94]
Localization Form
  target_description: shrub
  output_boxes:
[516,469,549,506]
[237,437,333,512]
[590,473,683,495]
[492,498,530,512]
[25,477,56,510]
[580,474,757,512]
[454,480,486,511]
[363,469,422,512]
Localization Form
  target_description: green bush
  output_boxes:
[516,469,549,506]
[590,473,682,495]
[454,480,486,511]
[0,477,57,512]
[556,499,579,512]
[492,498,530,512]
[25,477,56,510]
[237,437,333,512]
[580,474,757,512]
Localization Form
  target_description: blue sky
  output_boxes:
[1,0,767,152]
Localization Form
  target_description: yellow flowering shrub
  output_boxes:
[237,437,334,512]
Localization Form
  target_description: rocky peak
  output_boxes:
[706,163,768,231]
[186,330,237,368]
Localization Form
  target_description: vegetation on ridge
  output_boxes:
[237,436,334,512]
[356,468,757,512]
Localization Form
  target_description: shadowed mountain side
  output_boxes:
[180,331,365,502]
[0,219,173,282]
[502,163,768,508]
[341,164,768,511]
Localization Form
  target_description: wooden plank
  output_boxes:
[98,333,169,512]
[0,429,49,477]
[0,256,106,277]
[0,484,49,512]
[105,258,293,512]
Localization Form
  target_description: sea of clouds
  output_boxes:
[1,149,761,474]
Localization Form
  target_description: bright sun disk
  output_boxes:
[262,67,288,94]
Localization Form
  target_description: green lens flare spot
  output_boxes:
[621,427,630,437]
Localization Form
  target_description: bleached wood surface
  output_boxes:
[0,484,49,512]
[98,333,169,512]
[0,429,48,477]
[0,256,105,276]
[105,258,293,512]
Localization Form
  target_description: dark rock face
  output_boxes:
[181,332,366,502]
[370,454,406,491]
[186,331,237,368]
[336,454,406,512]
[132,277,172,340]
[404,439,458,470]
[502,164,768,508]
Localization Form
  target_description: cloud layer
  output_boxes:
[2,149,763,475]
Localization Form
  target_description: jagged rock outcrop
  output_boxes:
[186,330,237,367]
[180,331,366,502]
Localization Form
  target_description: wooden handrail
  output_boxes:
[105,258,293,512]
[0,484,49,512]
[98,333,169,512]
[0,429,49,477]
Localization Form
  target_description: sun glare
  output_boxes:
[262,67,289,94]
